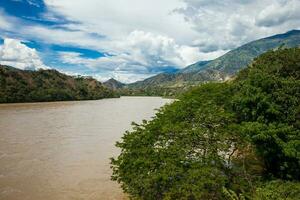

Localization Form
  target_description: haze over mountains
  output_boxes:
[125,30,300,89]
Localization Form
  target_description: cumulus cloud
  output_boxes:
[0,0,300,81]
[115,30,203,67]
[58,30,227,82]
[255,0,300,27]
[0,10,206,72]
[0,38,49,70]
[175,0,300,51]
[59,30,226,68]
[42,0,300,54]
[58,51,158,83]
[43,0,197,44]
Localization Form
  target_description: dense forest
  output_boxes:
[118,86,188,98]
[0,65,118,103]
[111,48,300,199]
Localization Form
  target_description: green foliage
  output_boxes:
[223,187,246,200]
[118,86,188,97]
[232,48,300,180]
[111,48,300,199]
[112,83,239,199]
[254,180,300,200]
[0,66,118,103]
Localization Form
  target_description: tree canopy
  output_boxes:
[111,48,300,200]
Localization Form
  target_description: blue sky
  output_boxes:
[0,0,299,83]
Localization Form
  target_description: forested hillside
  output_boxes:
[0,65,118,103]
[128,30,300,91]
[111,48,300,199]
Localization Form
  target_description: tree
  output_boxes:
[111,48,300,199]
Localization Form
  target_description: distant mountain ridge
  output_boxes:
[0,65,118,103]
[128,30,300,88]
[103,78,125,90]
[180,60,211,74]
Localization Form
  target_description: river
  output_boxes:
[0,97,171,200]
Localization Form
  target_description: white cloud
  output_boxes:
[0,38,49,70]
[0,10,14,31]
[175,0,300,51]
[56,30,229,83]
[115,30,203,67]
[256,0,300,27]
[42,0,300,55]
[0,0,300,81]
[58,51,157,83]
[0,10,106,51]
[59,30,226,69]
[0,10,205,69]
[0,17,11,31]
[44,0,197,44]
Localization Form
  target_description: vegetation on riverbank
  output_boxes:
[0,65,119,103]
[117,86,188,98]
[111,48,300,199]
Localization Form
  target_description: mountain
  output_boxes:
[183,29,300,75]
[179,60,211,74]
[129,30,300,89]
[127,73,177,88]
[0,65,118,103]
[103,78,125,90]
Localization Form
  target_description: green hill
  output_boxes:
[0,65,118,103]
[128,30,300,90]
[184,29,300,75]
[179,60,211,74]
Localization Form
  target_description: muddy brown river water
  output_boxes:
[0,97,171,200]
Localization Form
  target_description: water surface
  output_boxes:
[0,97,171,200]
